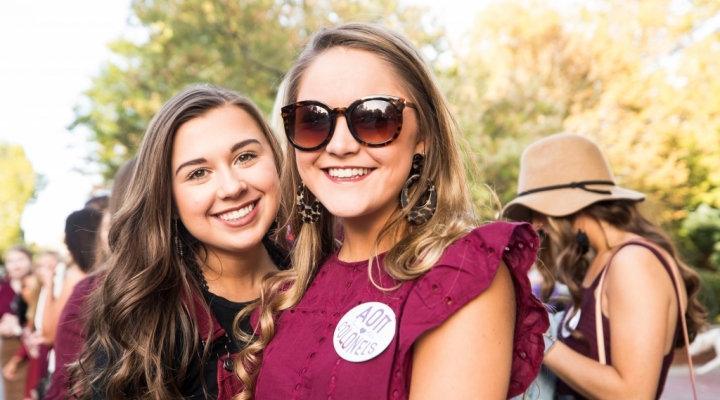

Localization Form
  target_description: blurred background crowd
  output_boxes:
[1,0,720,398]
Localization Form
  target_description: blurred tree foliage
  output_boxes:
[679,204,720,270]
[447,0,720,228]
[0,143,36,258]
[71,0,445,180]
[75,0,720,256]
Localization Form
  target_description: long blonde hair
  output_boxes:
[235,22,481,398]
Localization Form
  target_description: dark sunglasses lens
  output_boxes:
[350,100,399,144]
[291,105,332,149]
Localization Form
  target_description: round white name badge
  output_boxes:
[333,301,397,362]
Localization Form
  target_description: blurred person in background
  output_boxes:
[44,157,137,400]
[503,133,706,399]
[84,195,109,213]
[38,207,103,348]
[0,246,33,399]
[29,250,63,398]
[35,207,103,399]
[2,272,44,400]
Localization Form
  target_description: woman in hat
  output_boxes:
[503,133,706,399]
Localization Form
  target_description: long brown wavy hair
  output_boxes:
[67,86,285,400]
[234,22,481,398]
[544,199,705,344]
[535,232,558,303]
[93,157,138,272]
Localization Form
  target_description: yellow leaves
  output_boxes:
[453,0,720,223]
[0,143,35,255]
[201,0,216,23]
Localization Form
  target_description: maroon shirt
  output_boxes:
[46,274,245,400]
[0,278,17,317]
[14,342,50,399]
[556,241,681,399]
[45,274,99,400]
[256,222,548,399]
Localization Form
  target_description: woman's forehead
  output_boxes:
[297,48,410,106]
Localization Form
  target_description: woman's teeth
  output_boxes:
[328,168,370,179]
[218,203,254,221]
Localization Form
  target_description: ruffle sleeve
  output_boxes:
[399,222,549,398]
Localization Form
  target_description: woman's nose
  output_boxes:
[324,114,361,157]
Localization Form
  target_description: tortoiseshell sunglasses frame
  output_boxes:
[281,95,417,151]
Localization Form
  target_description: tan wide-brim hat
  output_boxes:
[503,133,646,222]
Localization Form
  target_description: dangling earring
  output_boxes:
[576,229,590,255]
[174,219,184,258]
[400,153,437,225]
[296,183,322,224]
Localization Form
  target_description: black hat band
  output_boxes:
[517,180,615,197]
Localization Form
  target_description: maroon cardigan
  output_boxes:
[0,278,17,318]
[44,275,244,399]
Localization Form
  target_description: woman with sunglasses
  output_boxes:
[68,86,287,400]
[235,23,548,399]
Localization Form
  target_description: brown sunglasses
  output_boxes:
[281,95,416,151]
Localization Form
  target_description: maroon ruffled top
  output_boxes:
[255,222,548,399]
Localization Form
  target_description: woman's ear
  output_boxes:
[414,140,425,155]
[572,212,587,231]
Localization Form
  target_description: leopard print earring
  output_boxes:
[400,153,437,225]
[297,182,322,224]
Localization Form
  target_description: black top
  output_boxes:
[182,291,253,399]
[91,292,254,400]
[91,241,288,399]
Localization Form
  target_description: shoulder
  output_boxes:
[64,266,86,286]
[610,242,667,270]
[433,221,539,276]
[0,279,12,292]
[411,221,539,302]
[65,275,99,313]
[400,222,547,397]
[72,274,100,296]
[404,222,538,310]
[606,242,675,296]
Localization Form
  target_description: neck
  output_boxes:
[197,244,277,302]
[10,277,23,293]
[582,216,636,256]
[338,208,400,263]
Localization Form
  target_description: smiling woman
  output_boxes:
[236,23,549,400]
[67,86,287,400]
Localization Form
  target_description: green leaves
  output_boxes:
[73,0,441,180]
[73,0,720,251]
[450,0,720,224]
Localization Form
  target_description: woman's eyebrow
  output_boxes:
[175,157,207,176]
[174,139,262,176]
[231,139,261,153]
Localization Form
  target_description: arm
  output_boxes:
[2,354,23,381]
[409,261,516,400]
[544,246,678,399]
[41,266,86,344]
[3,341,29,381]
